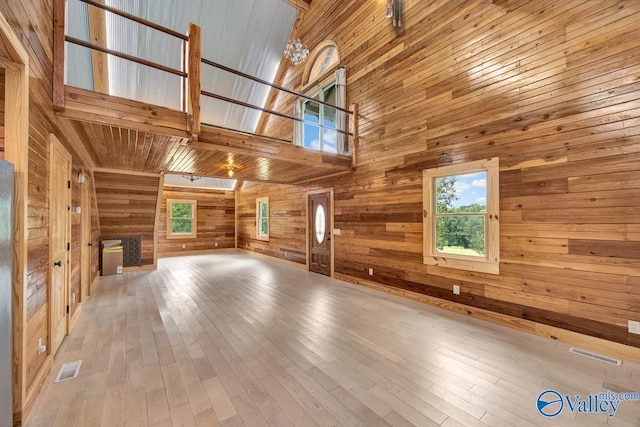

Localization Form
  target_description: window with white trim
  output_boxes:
[167,199,197,239]
[295,41,347,154]
[256,197,269,241]
[422,158,499,274]
[297,81,339,153]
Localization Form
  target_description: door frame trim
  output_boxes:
[80,174,91,300]
[48,134,72,356]
[306,188,334,277]
[0,9,31,423]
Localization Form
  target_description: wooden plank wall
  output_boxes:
[1,0,102,421]
[157,185,235,257]
[69,166,99,318]
[255,0,640,349]
[94,171,160,267]
[237,181,309,265]
[0,68,4,158]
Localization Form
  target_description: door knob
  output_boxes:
[54,260,62,267]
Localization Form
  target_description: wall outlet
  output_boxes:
[368,268,374,276]
[629,320,640,335]
[453,285,460,295]
[284,251,288,257]
[72,292,76,304]
[182,244,186,249]
[333,229,341,235]
[37,338,46,355]
[215,242,218,247]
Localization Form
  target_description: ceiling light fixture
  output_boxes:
[283,39,309,65]
[224,165,237,178]
[182,174,202,182]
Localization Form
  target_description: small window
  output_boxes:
[423,158,499,274]
[167,199,197,239]
[256,197,269,241]
[303,41,340,87]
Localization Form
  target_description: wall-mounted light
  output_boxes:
[386,0,402,27]
[78,171,85,183]
[385,1,393,18]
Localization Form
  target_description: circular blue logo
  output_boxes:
[537,390,564,417]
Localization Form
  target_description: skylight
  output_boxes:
[163,174,236,191]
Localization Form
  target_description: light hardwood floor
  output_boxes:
[26,252,640,426]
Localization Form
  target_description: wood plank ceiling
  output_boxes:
[64,117,352,183]
[58,88,353,184]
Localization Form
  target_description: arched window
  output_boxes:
[296,41,347,154]
[303,41,340,87]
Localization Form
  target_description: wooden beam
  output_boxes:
[87,0,109,94]
[59,86,190,138]
[53,0,65,108]
[56,117,96,169]
[283,0,311,12]
[194,125,352,170]
[153,174,164,268]
[93,167,161,177]
[348,103,358,170]
[186,23,201,138]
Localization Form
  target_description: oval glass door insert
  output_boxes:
[315,204,326,244]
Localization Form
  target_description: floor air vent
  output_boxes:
[55,360,82,383]
[569,347,622,365]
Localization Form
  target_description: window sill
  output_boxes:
[423,254,499,275]
[167,233,197,240]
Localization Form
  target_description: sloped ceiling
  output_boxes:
[66,0,297,134]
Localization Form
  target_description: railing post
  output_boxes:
[53,0,66,109]
[348,103,358,169]
[186,23,201,139]
[88,0,109,94]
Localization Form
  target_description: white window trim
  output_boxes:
[422,158,499,275]
[256,197,269,241]
[295,75,336,152]
[166,199,197,239]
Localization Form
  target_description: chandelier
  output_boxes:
[182,174,202,183]
[283,39,309,65]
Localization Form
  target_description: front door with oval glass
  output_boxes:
[309,192,331,276]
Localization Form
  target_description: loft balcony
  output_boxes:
[53,0,357,184]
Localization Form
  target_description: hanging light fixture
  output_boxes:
[182,174,202,183]
[224,164,237,178]
[283,39,309,65]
